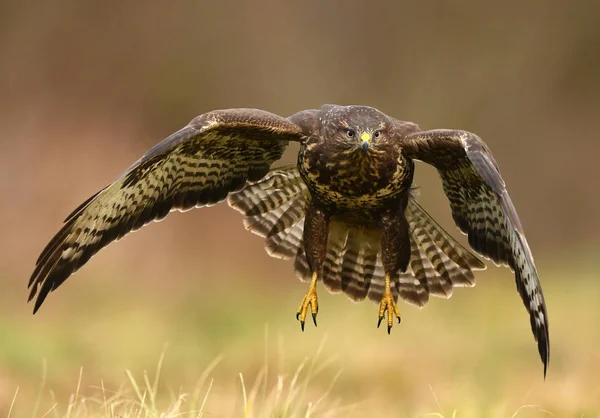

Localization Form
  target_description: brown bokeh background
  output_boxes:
[1,0,599,416]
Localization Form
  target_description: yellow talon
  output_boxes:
[378,274,401,334]
[296,272,319,331]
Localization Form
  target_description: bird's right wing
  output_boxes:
[29,108,308,312]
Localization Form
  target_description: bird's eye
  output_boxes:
[345,129,355,138]
[374,131,381,138]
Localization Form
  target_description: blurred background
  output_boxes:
[1,0,599,416]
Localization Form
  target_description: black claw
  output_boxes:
[377,316,384,328]
[300,320,305,332]
[397,316,401,324]
[296,312,300,320]
[312,312,317,327]
[387,325,392,334]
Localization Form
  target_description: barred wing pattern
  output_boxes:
[28,109,305,312]
[229,166,485,307]
[401,129,550,375]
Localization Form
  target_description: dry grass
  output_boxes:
[7,345,576,418]
[2,262,599,417]
[10,339,356,418]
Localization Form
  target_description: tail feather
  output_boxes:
[228,168,306,216]
[322,230,345,293]
[362,251,378,295]
[340,231,369,301]
[229,166,486,308]
[294,246,310,282]
[365,254,389,303]
[411,220,454,298]
[228,166,308,261]
[406,197,484,291]
[266,219,305,259]
[397,235,432,306]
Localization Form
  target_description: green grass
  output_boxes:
[2,262,599,417]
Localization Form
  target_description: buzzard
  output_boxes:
[28,104,549,375]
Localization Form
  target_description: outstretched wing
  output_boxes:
[28,108,307,312]
[399,128,549,376]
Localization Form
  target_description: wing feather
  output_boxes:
[400,128,549,376]
[28,109,306,312]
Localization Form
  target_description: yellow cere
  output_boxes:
[360,132,371,142]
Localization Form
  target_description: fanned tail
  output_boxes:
[398,192,486,306]
[228,165,308,261]
[229,167,485,307]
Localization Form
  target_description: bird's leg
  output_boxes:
[378,205,411,334]
[296,203,329,331]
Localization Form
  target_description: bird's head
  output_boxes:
[322,105,393,155]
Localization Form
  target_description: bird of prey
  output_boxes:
[28,104,549,375]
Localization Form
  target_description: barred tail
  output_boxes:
[398,193,486,306]
[228,167,485,307]
[228,165,308,261]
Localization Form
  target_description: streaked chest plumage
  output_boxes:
[297,139,414,214]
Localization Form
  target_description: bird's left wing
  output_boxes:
[28,108,306,312]
[398,128,549,376]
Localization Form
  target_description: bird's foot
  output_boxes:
[296,272,319,331]
[377,274,401,334]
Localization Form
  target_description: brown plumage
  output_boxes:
[28,104,549,376]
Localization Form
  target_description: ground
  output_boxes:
[1,258,598,417]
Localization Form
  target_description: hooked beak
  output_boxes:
[360,132,371,153]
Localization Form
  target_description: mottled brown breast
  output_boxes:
[297,138,414,217]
